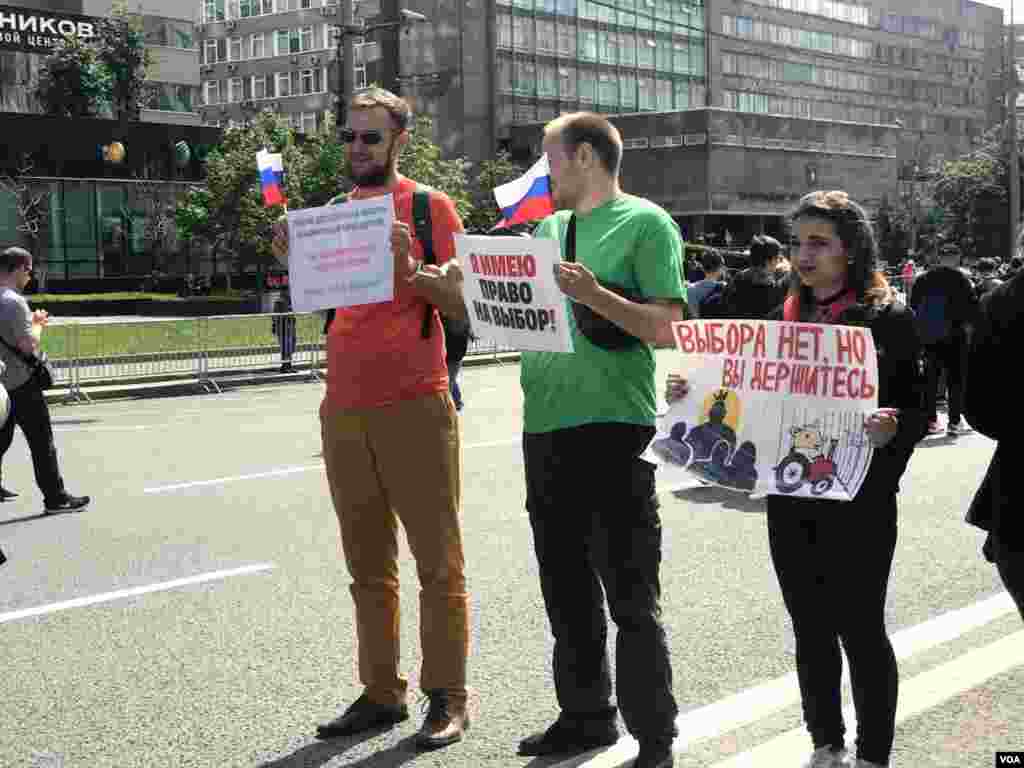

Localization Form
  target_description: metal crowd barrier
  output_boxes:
[43,313,519,402]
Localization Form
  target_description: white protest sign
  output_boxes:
[286,195,394,312]
[647,319,878,501]
[455,234,574,353]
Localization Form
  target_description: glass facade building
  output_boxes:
[494,0,707,128]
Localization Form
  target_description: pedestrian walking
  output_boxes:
[909,245,976,436]
[964,269,1024,620]
[517,112,687,768]
[719,234,788,319]
[0,247,88,514]
[271,291,297,373]
[667,190,927,768]
[271,88,471,750]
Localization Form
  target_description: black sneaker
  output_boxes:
[518,714,619,756]
[635,739,674,768]
[0,486,17,501]
[0,546,6,566]
[44,495,90,514]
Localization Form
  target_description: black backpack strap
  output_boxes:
[565,214,576,263]
[413,188,435,339]
[322,193,347,334]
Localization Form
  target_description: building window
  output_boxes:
[204,0,226,23]
[638,77,655,110]
[558,65,577,99]
[228,77,244,102]
[579,28,598,61]
[298,112,318,133]
[578,68,596,102]
[250,32,265,58]
[276,71,292,96]
[620,73,636,109]
[498,57,513,92]
[252,74,268,98]
[204,38,219,64]
[286,0,314,8]
[537,62,557,97]
[299,26,314,51]
[299,68,322,93]
[515,61,536,96]
[556,21,574,56]
[537,19,556,52]
[736,16,753,36]
[513,16,534,50]
[597,72,617,106]
[204,80,221,104]
[782,61,813,82]
[229,36,243,61]
[637,37,655,68]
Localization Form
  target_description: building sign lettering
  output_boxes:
[0,5,98,54]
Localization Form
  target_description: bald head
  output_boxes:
[544,112,623,178]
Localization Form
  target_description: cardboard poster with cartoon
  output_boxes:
[647,319,878,501]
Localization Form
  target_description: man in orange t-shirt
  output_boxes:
[272,88,470,750]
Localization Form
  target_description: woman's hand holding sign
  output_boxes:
[864,408,899,448]
[665,373,690,404]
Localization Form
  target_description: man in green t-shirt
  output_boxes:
[517,113,686,768]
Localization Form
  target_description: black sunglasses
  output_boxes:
[340,129,384,145]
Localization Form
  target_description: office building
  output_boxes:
[0,0,202,123]
[194,0,386,134]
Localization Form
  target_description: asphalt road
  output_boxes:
[0,352,1019,768]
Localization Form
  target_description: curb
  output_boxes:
[45,352,521,405]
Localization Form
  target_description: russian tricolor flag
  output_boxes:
[257,149,286,207]
[493,154,555,228]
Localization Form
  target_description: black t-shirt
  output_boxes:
[910,266,976,331]
[720,268,787,319]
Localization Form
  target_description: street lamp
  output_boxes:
[333,5,429,129]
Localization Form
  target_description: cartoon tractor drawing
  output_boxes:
[775,422,839,496]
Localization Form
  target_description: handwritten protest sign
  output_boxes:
[455,234,574,353]
[647,319,878,501]
[286,196,394,312]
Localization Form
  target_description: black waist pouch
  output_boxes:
[565,214,648,350]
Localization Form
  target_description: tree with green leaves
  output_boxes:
[32,34,110,117]
[397,115,472,221]
[31,0,152,121]
[464,151,526,233]
[932,121,1024,262]
[873,195,911,266]
[175,110,304,289]
[97,0,154,122]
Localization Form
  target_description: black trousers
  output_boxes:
[984,534,1024,622]
[0,381,66,504]
[766,494,898,765]
[923,335,966,425]
[524,422,678,742]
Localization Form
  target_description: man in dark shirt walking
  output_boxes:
[910,246,977,436]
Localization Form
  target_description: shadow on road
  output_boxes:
[51,418,100,426]
[672,485,765,514]
[0,511,60,527]
[256,732,422,768]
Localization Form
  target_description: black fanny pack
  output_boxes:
[565,214,647,350]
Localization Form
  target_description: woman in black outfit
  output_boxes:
[667,191,927,768]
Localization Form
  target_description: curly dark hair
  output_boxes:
[788,190,890,309]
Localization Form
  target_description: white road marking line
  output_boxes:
[144,465,325,493]
[709,628,1024,767]
[0,563,276,624]
[552,591,1018,768]
[143,438,524,493]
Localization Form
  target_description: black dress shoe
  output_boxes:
[315,694,409,739]
[0,486,18,501]
[635,739,674,768]
[0,546,6,566]
[518,715,619,756]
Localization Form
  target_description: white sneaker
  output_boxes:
[802,746,849,768]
